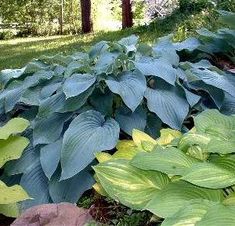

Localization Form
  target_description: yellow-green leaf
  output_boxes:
[0,136,29,168]
[157,128,182,146]
[132,129,156,147]
[0,118,30,140]
[0,203,20,217]
[0,180,30,204]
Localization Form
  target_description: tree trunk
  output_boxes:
[122,0,133,29]
[80,0,93,33]
[59,0,64,35]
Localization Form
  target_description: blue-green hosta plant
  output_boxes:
[0,14,235,210]
[0,118,30,217]
[94,110,235,225]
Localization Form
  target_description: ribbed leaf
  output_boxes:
[49,166,94,203]
[173,37,200,52]
[40,140,62,179]
[182,156,235,189]
[33,113,71,146]
[116,106,147,136]
[134,58,176,85]
[162,200,215,226]
[131,146,198,175]
[191,68,235,97]
[153,35,179,66]
[20,160,50,209]
[146,180,223,218]
[106,70,146,111]
[63,73,96,98]
[61,110,120,180]
[194,109,235,154]
[94,159,170,209]
[145,79,189,129]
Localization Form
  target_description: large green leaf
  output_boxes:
[116,106,147,136]
[63,73,96,98]
[194,109,235,154]
[153,35,179,66]
[146,180,223,218]
[196,204,235,226]
[94,159,170,209]
[106,70,146,111]
[131,146,199,175]
[162,200,235,226]
[182,156,235,189]
[20,160,50,209]
[0,136,29,168]
[0,203,19,217]
[33,113,71,146]
[134,58,177,85]
[40,140,62,179]
[0,118,29,140]
[162,200,214,226]
[145,79,189,129]
[0,180,30,204]
[191,68,235,97]
[61,110,120,180]
[49,166,94,203]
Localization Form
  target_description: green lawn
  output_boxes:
[0,29,159,71]
[0,9,221,70]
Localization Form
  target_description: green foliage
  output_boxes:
[0,118,30,217]
[0,11,234,210]
[94,110,235,225]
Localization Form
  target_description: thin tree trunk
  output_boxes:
[60,0,64,35]
[80,0,93,33]
[122,0,133,29]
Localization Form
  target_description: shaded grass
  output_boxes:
[0,8,225,70]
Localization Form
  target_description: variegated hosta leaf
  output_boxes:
[146,180,223,218]
[178,133,211,153]
[182,155,235,189]
[194,109,235,154]
[131,146,199,175]
[113,140,140,160]
[132,129,156,147]
[106,70,146,112]
[156,128,182,146]
[0,180,30,204]
[93,159,170,209]
[0,118,30,140]
[61,110,120,180]
[162,200,235,226]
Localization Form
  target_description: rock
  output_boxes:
[11,203,92,226]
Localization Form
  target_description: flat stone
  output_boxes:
[11,203,92,226]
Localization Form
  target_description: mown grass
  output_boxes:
[0,9,223,70]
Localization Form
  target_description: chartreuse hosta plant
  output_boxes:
[0,11,234,209]
[94,110,235,225]
[0,118,30,217]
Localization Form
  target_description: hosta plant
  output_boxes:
[0,11,234,210]
[0,118,30,217]
[94,110,235,225]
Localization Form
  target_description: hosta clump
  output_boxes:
[0,11,234,210]
[94,110,235,225]
[0,118,30,217]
